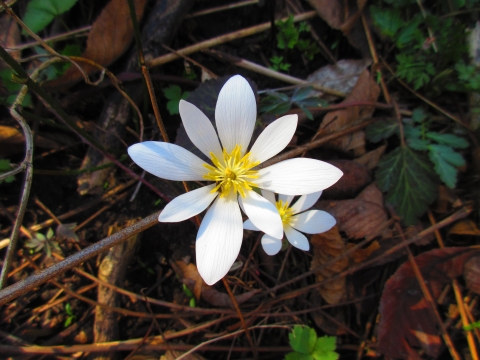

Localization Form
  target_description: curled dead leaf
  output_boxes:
[448,219,480,237]
[464,255,480,294]
[320,184,390,240]
[47,0,148,90]
[310,226,348,305]
[346,241,380,263]
[354,144,386,170]
[323,160,371,199]
[318,70,380,156]
[378,247,479,359]
[174,261,204,300]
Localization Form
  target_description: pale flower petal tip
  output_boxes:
[261,234,282,256]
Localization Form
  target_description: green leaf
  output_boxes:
[289,326,316,354]
[370,6,403,38]
[163,85,189,115]
[292,87,313,102]
[312,336,339,360]
[285,353,313,360]
[36,233,46,241]
[426,132,469,149]
[366,119,399,143]
[376,147,437,225]
[23,0,78,34]
[411,108,427,123]
[0,159,15,184]
[46,227,54,239]
[428,144,465,188]
[162,85,182,100]
[404,124,429,150]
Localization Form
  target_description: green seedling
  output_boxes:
[269,56,291,72]
[0,159,15,184]
[23,0,79,34]
[64,302,77,327]
[25,228,61,258]
[162,85,190,115]
[286,325,338,360]
[182,283,196,308]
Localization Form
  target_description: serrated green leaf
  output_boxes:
[23,0,78,34]
[428,144,465,188]
[289,326,317,354]
[426,132,469,148]
[370,6,403,38]
[376,147,437,225]
[312,336,339,360]
[285,353,313,360]
[366,119,398,143]
[411,108,427,123]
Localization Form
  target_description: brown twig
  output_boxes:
[205,49,347,97]
[147,11,317,67]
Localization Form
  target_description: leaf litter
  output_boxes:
[0,0,479,359]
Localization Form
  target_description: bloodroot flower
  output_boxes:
[128,75,342,285]
[243,190,336,255]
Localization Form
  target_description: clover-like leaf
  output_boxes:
[23,0,78,34]
[428,144,465,188]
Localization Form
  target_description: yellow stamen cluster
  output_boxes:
[275,200,294,225]
[203,145,260,197]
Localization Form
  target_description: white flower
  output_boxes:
[128,75,342,285]
[243,190,336,255]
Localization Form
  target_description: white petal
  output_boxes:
[279,194,294,206]
[159,184,217,222]
[284,224,310,251]
[239,190,283,239]
[290,191,323,214]
[257,158,343,195]
[290,210,336,234]
[215,75,256,154]
[196,192,243,285]
[249,114,298,163]
[261,189,276,205]
[261,234,283,256]
[243,219,260,231]
[128,142,206,181]
[179,100,223,159]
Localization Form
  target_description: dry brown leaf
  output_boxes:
[464,255,480,294]
[320,184,389,240]
[346,241,380,263]
[161,350,206,360]
[174,261,204,300]
[310,226,348,304]
[0,14,20,69]
[448,219,480,236]
[173,261,259,308]
[47,0,148,90]
[306,0,370,57]
[318,70,380,156]
[323,160,371,199]
[354,144,386,170]
[306,59,371,100]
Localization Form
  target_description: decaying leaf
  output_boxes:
[0,14,21,68]
[318,70,380,156]
[320,184,389,240]
[354,144,386,170]
[377,247,480,359]
[306,59,371,100]
[174,260,204,300]
[174,260,259,308]
[448,219,480,237]
[306,0,370,58]
[346,241,380,263]
[310,226,348,304]
[47,0,148,90]
[161,350,206,360]
[323,160,371,199]
[464,255,480,294]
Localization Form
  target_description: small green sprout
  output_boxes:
[64,302,77,327]
[25,228,60,258]
[269,56,291,72]
[182,283,196,307]
[286,325,338,360]
[162,85,190,115]
[0,159,15,184]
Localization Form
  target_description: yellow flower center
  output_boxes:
[275,200,294,226]
[203,145,260,197]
